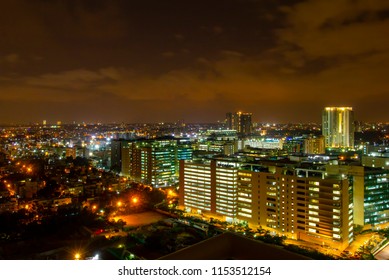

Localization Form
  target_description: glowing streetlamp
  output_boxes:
[132,197,138,204]
[117,201,122,207]
[74,253,81,260]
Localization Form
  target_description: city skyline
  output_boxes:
[1,0,388,124]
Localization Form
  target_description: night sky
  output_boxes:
[0,0,388,124]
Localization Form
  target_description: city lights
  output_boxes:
[0,109,388,263]
[0,0,388,267]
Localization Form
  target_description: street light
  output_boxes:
[74,253,81,260]
[132,197,138,204]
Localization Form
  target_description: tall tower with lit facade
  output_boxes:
[111,137,192,187]
[226,111,252,136]
[322,107,354,149]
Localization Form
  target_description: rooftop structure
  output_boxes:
[160,232,311,260]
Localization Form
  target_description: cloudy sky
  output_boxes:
[0,0,388,124]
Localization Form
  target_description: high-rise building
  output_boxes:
[322,107,354,148]
[304,135,325,154]
[179,159,240,222]
[139,141,175,187]
[326,164,389,226]
[110,139,125,173]
[283,137,304,154]
[111,137,192,186]
[179,159,353,250]
[226,112,252,135]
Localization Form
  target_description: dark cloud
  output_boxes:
[0,0,388,124]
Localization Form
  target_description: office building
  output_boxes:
[362,144,389,169]
[322,107,354,148]
[226,112,252,136]
[326,165,389,226]
[242,138,284,150]
[179,159,353,250]
[111,137,192,186]
[204,130,238,141]
[362,156,389,169]
[110,139,125,173]
[179,159,240,220]
[138,140,176,186]
[195,141,238,156]
[304,135,325,154]
[195,129,239,156]
[283,137,305,154]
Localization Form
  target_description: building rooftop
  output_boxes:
[159,232,311,260]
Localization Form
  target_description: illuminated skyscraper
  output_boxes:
[111,137,192,186]
[322,107,354,148]
[226,111,252,135]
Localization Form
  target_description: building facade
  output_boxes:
[179,159,353,249]
[322,107,354,149]
[243,138,284,150]
[111,137,192,187]
[326,165,389,226]
[304,135,325,154]
[226,112,252,136]
[179,159,240,222]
